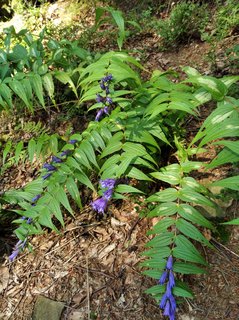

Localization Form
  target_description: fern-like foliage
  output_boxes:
[2,50,239,319]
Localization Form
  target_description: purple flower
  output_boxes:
[169,295,176,312]
[31,194,41,203]
[166,256,173,270]
[52,156,62,163]
[102,74,113,82]
[27,218,32,224]
[43,163,56,172]
[103,188,114,201]
[169,271,175,288]
[106,97,113,104]
[95,108,104,121]
[9,249,19,262]
[42,173,52,180]
[105,86,110,94]
[159,270,168,285]
[91,197,108,214]
[100,178,116,189]
[96,94,104,103]
[104,106,109,114]
[163,301,171,316]
[159,292,167,309]
[166,282,172,298]
[100,82,106,90]
[9,238,27,262]
[159,256,176,320]
[69,139,78,145]
[60,150,71,157]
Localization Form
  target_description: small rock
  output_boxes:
[32,296,65,320]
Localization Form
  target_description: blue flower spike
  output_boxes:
[9,238,27,262]
[95,74,113,120]
[159,255,176,320]
[52,156,62,163]
[91,197,108,214]
[91,178,117,215]
[60,150,71,157]
[42,173,52,180]
[43,163,56,172]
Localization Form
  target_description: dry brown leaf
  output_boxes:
[98,243,116,260]
[0,266,9,293]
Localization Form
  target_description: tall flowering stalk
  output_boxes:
[159,256,176,320]
[91,178,116,214]
[95,74,113,121]
[9,138,79,261]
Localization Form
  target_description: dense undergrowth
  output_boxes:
[0,1,239,319]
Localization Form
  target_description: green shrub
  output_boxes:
[156,1,209,48]
[214,0,239,40]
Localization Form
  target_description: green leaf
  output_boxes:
[24,179,43,195]
[207,147,239,169]
[142,270,163,279]
[100,154,120,173]
[74,171,95,191]
[15,141,23,164]
[173,262,206,274]
[150,171,181,185]
[168,101,196,115]
[74,150,92,170]
[54,71,78,98]
[187,76,228,100]
[214,140,239,155]
[49,197,64,227]
[66,177,82,208]
[145,285,165,295]
[54,186,73,215]
[173,286,194,298]
[176,218,212,247]
[49,134,58,155]
[115,184,144,194]
[178,204,214,229]
[29,73,45,107]
[148,202,178,217]
[117,153,134,176]
[100,132,123,158]
[38,207,58,232]
[28,139,36,163]
[149,217,175,234]
[173,246,206,265]
[178,188,215,208]
[145,232,174,248]
[2,140,12,164]
[0,83,12,108]
[9,79,32,111]
[147,188,178,202]
[211,176,239,191]
[141,246,171,259]
[175,235,207,265]
[140,258,166,269]
[122,142,154,163]
[127,166,153,181]
[222,218,239,225]
[43,73,55,101]
[81,140,99,169]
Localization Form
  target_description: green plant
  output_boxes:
[0,26,92,113]
[156,1,209,49]
[2,50,239,319]
[214,0,239,40]
[94,6,140,50]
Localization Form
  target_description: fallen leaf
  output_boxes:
[0,267,9,293]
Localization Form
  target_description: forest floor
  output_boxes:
[0,1,239,319]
